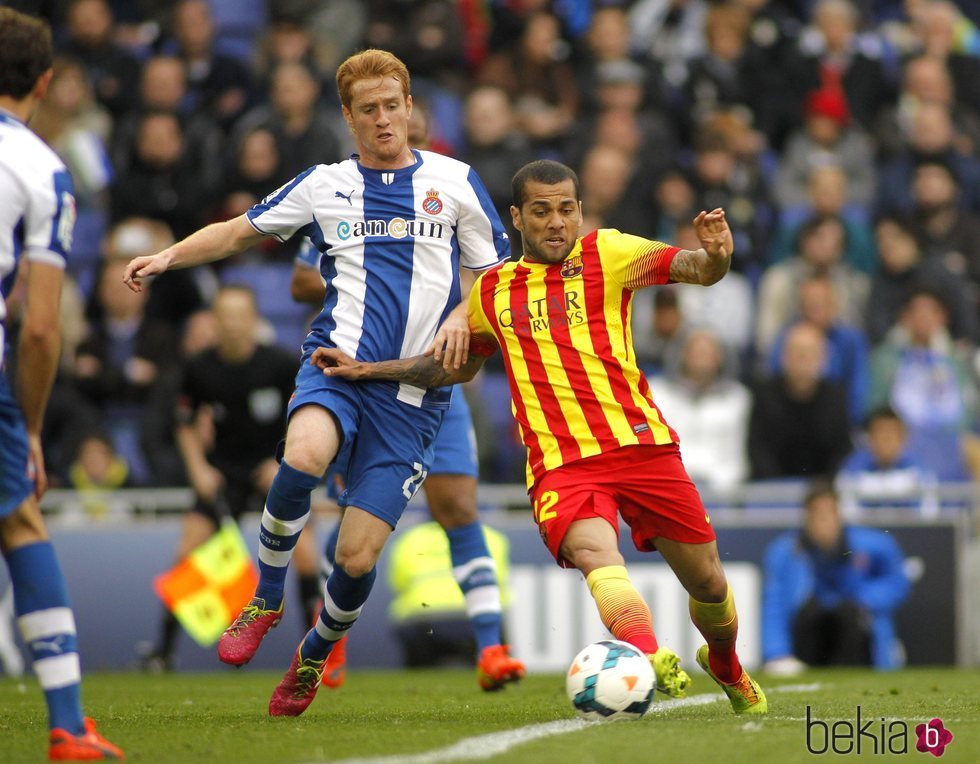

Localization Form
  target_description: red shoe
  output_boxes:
[322,634,347,689]
[49,717,125,760]
[477,644,526,691]
[217,597,283,666]
[269,649,325,717]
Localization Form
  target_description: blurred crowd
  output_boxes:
[6,0,980,504]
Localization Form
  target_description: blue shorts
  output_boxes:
[289,361,443,528]
[429,390,478,478]
[0,373,35,518]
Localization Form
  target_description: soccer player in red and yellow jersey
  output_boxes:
[310,159,767,714]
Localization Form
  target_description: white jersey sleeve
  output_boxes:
[246,165,319,242]
[455,166,510,270]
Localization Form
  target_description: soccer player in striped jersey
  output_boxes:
[123,49,510,716]
[292,238,524,691]
[312,159,768,715]
[0,8,124,759]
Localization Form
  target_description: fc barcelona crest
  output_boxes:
[422,188,443,215]
[560,254,583,279]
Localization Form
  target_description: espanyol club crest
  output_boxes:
[560,254,584,279]
[422,188,443,215]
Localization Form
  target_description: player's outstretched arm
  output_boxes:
[311,347,487,387]
[429,267,478,371]
[668,208,733,286]
[122,215,266,292]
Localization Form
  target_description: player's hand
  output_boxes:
[693,208,733,261]
[311,347,367,379]
[122,251,172,293]
[429,310,470,371]
[26,433,48,499]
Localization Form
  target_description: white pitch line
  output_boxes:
[317,684,823,764]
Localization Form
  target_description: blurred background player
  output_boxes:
[762,481,911,674]
[288,104,524,691]
[0,8,123,759]
[121,49,512,717]
[313,160,768,715]
[140,284,320,672]
[292,236,524,691]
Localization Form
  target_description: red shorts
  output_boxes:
[529,444,716,567]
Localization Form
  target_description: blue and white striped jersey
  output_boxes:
[0,109,74,369]
[248,149,509,408]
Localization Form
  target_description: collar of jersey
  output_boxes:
[0,107,25,127]
[351,148,423,177]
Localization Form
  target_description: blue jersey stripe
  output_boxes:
[466,167,511,262]
[47,170,74,259]
[356,168,418,363]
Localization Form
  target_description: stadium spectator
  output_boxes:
[876,103,980,213]
[908,161,980,285]
[0,8,124,758]
[73,255,180,484]
[110,111,215,239]
[232,62,341,181]
[162,0,255,129]
[576,144,647,234]
[313,159,770,716]
[477,10,579,152]
[66,430,131,518]
[650,166,699,244]
[60,0,141,117]
[459,85,535,245]
[867,213,976,344]
[749,321,852,479]
[868,289,977,482]
[837,406,938,512]
[781,0,893,130]
[110,55,223,196]
[632,286,689,377]
[767,164,876,274]
[762,482,910,672]
[755,213,869,355]
[873,54,980,160]
[121,49,515,716]
[774,87,877,209]
[628,0,708,94]
[767,275,870,424]
[647,328,752,492]
[140,285,318,672]
[222,126,284,205]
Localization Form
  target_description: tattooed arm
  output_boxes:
[667,208,734,286]
[310,347,488,387]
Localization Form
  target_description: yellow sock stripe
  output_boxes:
[689,586,738,636]
[585,566,652,637]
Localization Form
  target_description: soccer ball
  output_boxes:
[565,640,655,721]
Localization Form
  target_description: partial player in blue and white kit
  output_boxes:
[292,236,521,691]
[0,9,123,759]
[122,49,519,716]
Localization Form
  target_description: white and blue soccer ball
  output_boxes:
[565,640,655,721]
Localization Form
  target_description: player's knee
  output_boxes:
[690,566,728,603]
[565,546,624,574]
[334,547,379,578]
[0,499,48,551]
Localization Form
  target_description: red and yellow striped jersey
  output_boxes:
[469,228,682,489]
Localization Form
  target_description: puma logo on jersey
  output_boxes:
[335,190,355,206]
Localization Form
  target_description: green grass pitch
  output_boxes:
[1,667,977,763]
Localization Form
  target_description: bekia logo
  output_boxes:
[806,707,954,756]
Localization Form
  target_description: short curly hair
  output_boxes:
[0,8,53,100]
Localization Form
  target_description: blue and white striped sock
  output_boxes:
[447,521,503,652]
[256,460,321,611]
[301,564,376,662]
[8,542,84,734]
